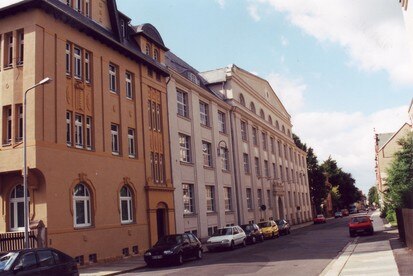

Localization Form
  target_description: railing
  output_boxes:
[0,231,37,253]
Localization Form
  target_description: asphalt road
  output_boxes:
[122,217,355,276]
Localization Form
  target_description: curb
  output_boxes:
[319,237,359,276]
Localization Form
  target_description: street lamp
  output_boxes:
[23,77,52,248]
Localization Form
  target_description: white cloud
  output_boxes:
[293,106,410,194]
[281,35,289,46]
[0,0,24,8]
[216,0,226,9]
[266,73,307,115]
[249,0,413,85]
[247,4,261,21]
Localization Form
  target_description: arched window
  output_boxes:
[239,94,245,106]
[120,185,133,224]
[73,183,91,227]
[276,121,279,130]
[282,125,285,133]
[260,109,265,119]
[145,44,151,56]
[10,184,29,231]
[268,115,273,125]
[153,49,159,61]
[250,102,256,114]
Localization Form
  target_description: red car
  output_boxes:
[348,216,374,237]
[313,214,326,224]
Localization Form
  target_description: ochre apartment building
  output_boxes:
[0,0,174,263]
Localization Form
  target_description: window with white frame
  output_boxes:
[74,0,82,12]
[73,183,92,227]
[125,72,133,99]
[224,187,232,211]
[218,111,226,133]
[240,120,247,141]
[183,184,194,214]
[179,133,191,163]
[85,0,90,17]
[252,127,258,146]
[16,105,23,142]
[154,49,159,61]
[243,153,250,174]
[17,30,24,65]
[199,101,209,126]
[85,51,91,83]
[202,141,212,167]
[109,64,117,92]
[6,32,13,67]
[221,147,229,171]
[206,186,215,212]
[257,189,262,207]
[65,42,71,75]
[120,185,133,224]
[254,157,260,176]
[145,44,150,56]
[188,72,200,85]
[4,106,12,144]
[74,46,82,79]
[86,116,92,150]
[264,160,269,177]
[66,111,72,146]
[74,114,84,148]
[177,90,189,117]
[111,124,120,155]
[120,19,126,38]
[128,128,135,158]
[262,132,267,150]
[10,184,29,231]
[246,188,252,210]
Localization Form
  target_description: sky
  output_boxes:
[118,0,413,195]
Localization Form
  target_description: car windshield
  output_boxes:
[155,235,182,246]
[275,220,284,225]
[241,225,253,233]
[213,228,233,236]
[351,217,369,223]
[258,222,271,228]
[317,215,324,218]
[0,252,18,271]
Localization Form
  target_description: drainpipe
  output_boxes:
[229,106,242,225]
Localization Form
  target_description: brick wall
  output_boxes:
[402,208,413,249]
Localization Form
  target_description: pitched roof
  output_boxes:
[377,132,394,149]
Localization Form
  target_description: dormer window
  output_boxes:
[74,0,82,13]
[188,72,200,85]
[145,44,151,56]
[120,19,126,38]
[154,49,159,61]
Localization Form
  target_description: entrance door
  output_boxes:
[156,208,167,240]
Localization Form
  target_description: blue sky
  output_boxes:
[118,0,413,195]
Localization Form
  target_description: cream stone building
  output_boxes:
[200,65,312,227]
[166,52,237,238]
[0,0,175,264]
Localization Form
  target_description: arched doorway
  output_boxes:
[156,202,168,240]
[278,197,284,219]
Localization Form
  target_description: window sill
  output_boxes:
[225,211,235,214]
[183,213,197,218]
[128,155,136,159]
[207,211,217,216]
[17,63,23,67]
[177,114,191,122]
[2,142,12,147]
[222,169,231,174]
[109,90,119,95]
[203,166,214,170]
[3,66,13,70]
[121,221,135,225]
[180,161,194,166]
[219,131,228,136]
[74,225,93,230]
[112,152,120,156]
[201,124,212,130]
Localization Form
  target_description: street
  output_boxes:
[123,217,355,276]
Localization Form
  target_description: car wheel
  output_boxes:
[369,228,374,235]
[272,232,275,239]
[196,249,202,260]
[252,236,256,244]
[230,241,235,250]
[277,232,280,238]
[176,253,184,265]
[260,235,264,242]
[288,229,291,235]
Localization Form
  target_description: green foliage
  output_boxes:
[306,147,327,213]
[293,133,307,151]
[386,208,396,224]
[384,132,413,209]
[330,186,341,210]
[368,186,379,206]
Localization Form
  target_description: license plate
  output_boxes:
[152,255,163,259]
[356,229,364,233]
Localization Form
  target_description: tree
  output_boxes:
[385,132,413,209]
[330,186,341,211]
[307,148,327,214]
[293,133,307,152]
[368,186,379,206]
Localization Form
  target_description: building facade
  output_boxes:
[201,65,312,226]
[0,0,174,263]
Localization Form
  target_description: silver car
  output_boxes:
[206,226,246,251]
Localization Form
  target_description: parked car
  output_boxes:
[341,209,349,216]
[334,211,343,218]
[348,216,374,237]
[313,214,326,224]
[206,226,246,251]
[240,223,264,244]
[257,220,279,239]
[144,233,202,266]
[0,248,78,276]
[275,219,291,235]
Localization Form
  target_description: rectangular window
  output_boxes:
[202,141,212,167]
[5,32,13,67]
[240,121,248,141]
[183,184,194,214]
[177,90,189,117]
[262,132,267,150]
[85,0,90,17]
[267,190,272,208]
[221,147,229,171]
[264,160,269,177]
[15,105,23,142]
[4,106,12,144]
[154,153,159,183]
[272,163,277,179]
[128,128,136,158]
[147,101,152,130]
[257,189,262,207]
[156,103,161,132]
[218,111,226,133]
[199,101,209,126]
[109,64,117,92]
[159,154,164,183]
[252,127,258,146]
[270,137,275,154]
[224,187,232,211]
[280,165,284,181]
[206,186,215,212]
[74,46,82,79]
[74,0,82,12]
[278,141,282,156]
[65,42,71,75]
[179,133,191,163]
[111,124,120,155]
[246,188,252,210]
[86,116,92,150]
[125,72,133,99]
[66,111,72,146]
[85,51,91,83]
[74,114,84,148]
[254,157,260,176]
[243,153,250,174]
[151,101,156,131]
[17,30,24,65]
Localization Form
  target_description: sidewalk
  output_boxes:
[79,220,315,275]
[320,211,399,276]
